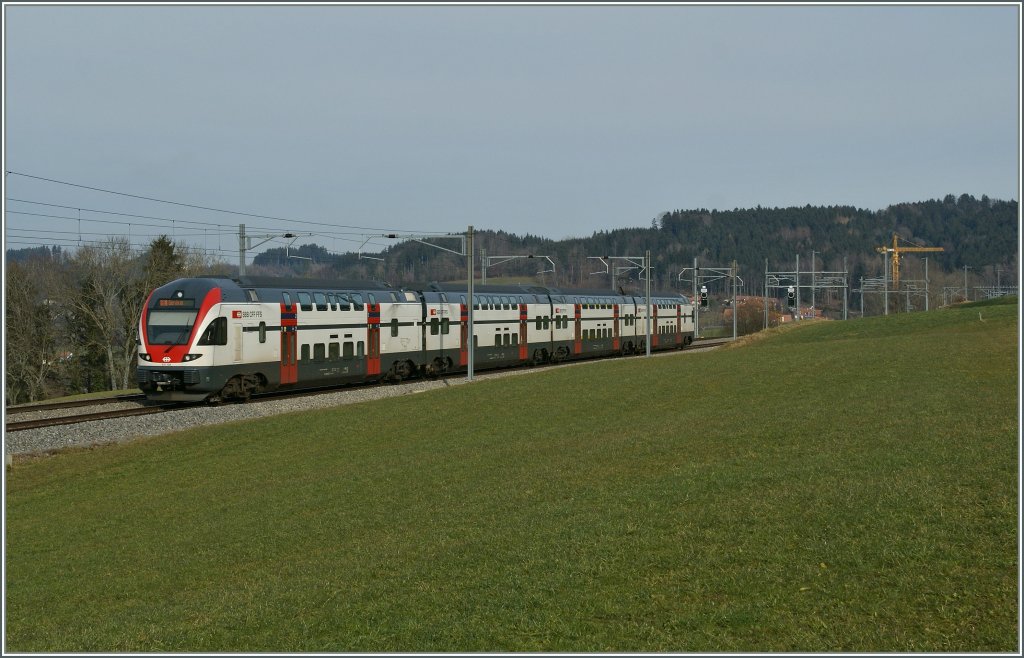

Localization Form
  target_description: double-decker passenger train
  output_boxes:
[137,276,696,402]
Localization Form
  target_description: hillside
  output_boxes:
[5,299,1018,652]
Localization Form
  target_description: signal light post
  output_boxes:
[765,256,849,326]
[679,259,739,339]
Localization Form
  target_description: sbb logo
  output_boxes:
[232,310,242,318]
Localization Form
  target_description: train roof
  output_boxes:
[428,281,688,300]
[233,276,393,291]
[428,282,550,295]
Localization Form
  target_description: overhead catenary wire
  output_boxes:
[5,171,448,235]
[6,199,426,242]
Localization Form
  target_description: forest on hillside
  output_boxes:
[249,194,1018,293]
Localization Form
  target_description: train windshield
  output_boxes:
[147,310,199,345]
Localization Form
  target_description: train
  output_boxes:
[137,276,697,402]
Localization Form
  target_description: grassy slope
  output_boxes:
[5,301,1018,652]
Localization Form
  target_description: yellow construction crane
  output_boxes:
[875,233,945,289]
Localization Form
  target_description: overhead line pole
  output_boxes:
[468,226,475,381]
[645,250,652,357]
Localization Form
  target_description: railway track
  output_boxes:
[5,393,148,415]
[5,403,184,432]
[5,338,730,434]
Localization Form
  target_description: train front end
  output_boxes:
[137,277,228,402]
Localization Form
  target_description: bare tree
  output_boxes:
[59,238,146,391]
[4,259,66,403]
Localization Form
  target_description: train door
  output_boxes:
[280,302,298,385]
[367,300,381,376]
[652,304,659,348]
[574,302,582,355]
[613,304,621,351]
[518,300,528,361]
[676,304,683,346]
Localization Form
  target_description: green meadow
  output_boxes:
[5,299,1018,652]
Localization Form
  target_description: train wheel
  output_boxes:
[385,360,414,383]
[424,357,447,378]
[218,374,264,402]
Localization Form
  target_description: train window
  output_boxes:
[197,317,228,346]
[367,294,376,306]
[440,293,448,304]
[258,322,267,344]
[511,333,518,346]
[314,292,328,311]
[535,316,542,331]
[343,342,354,358]
[391,292,400,303]
[314,343,326,362]
[543,316,550,330]
[503,333,511,346]
[301,344,310,361]
[441,318,450,334]
[430,318,439,335]
[352,294,364,311]
[339,294,351,312]
[519,296,525,305]
[357,341,365,357]
[297,292,313,312]
[329,342,340,360]
[391,319,399,337]
[500,296,509,308]
[247,289,258,302]
[460,295,467,306]
[282,292,292,307]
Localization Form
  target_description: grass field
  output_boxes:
[5,300,1018,652]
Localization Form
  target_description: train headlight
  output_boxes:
[139,352,152,362]
[182,353,202,362]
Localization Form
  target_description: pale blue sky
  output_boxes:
[3,3,1020,260]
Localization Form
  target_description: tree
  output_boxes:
[60,238,145,391]
[4,260,66,403]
